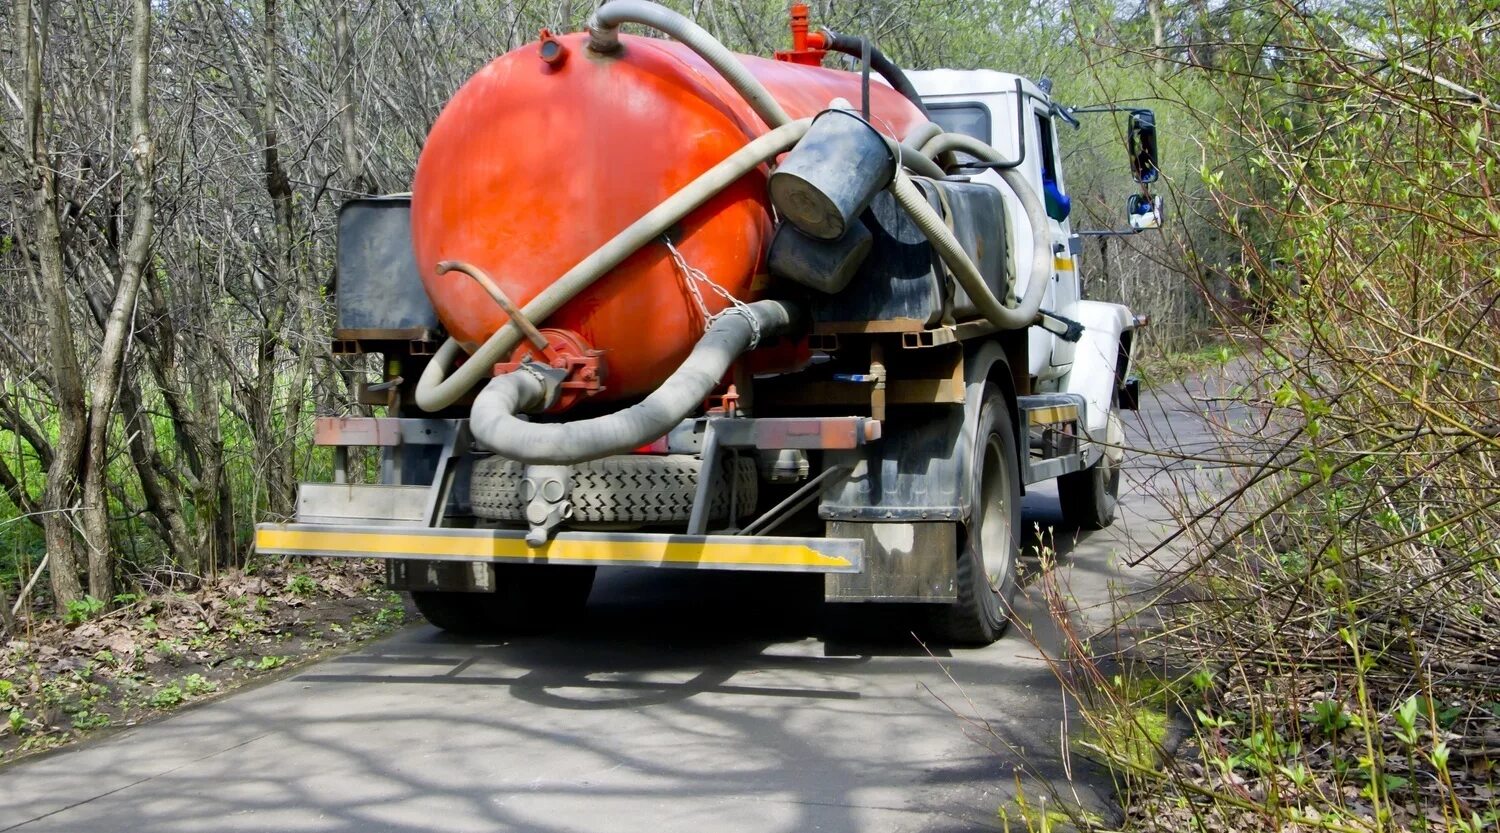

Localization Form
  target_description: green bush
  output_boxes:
[63,597,107,626]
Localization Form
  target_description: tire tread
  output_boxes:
[471,455,756,524]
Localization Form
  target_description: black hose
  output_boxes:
[820,30,930,119]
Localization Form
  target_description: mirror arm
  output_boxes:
[1053,103,1081,130]
[1068,104,1150,115]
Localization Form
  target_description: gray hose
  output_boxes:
[906,121,958,170]
[911,130,1055,328]
[905,121,944,153]
[471,301,797,464]
[919,131,1014,165]
[415,118,813,411]
[589,0,790,130]
[889,166,1052,331]
[889,136,947,179]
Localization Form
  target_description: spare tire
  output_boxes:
[470,454,757,525]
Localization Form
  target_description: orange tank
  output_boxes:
[410,31,927,405]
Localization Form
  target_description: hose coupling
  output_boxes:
[586,18,622,52]
[516,361,570,412]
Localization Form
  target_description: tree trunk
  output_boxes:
[0,389,45,528]
[19,0,87,606]
[263,0,314,513]
[78,0,157,601]
[335,4,366,196]
[119,378,194,566]
[1147,0,1167,77]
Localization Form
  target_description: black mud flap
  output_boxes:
[387,559,496,594]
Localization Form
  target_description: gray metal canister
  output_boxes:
[766,219,873,294]
[768,108,895,240]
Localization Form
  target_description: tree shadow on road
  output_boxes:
[0,472,1136,833]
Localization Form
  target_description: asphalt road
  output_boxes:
[0,377,1237,833]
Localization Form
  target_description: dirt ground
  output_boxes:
[0,559,409,764]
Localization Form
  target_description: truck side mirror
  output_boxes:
[1067,103,1167,237]
[1127,110,1159,184]
[1127,193,1164,230]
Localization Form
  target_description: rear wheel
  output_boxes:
[931,384,1021,646]
[411,564,595,635]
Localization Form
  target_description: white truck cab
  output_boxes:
[909,70,1155,448]
[909,70,1080,385]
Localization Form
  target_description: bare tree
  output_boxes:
[17,0,87,606]
[76,0,157,600]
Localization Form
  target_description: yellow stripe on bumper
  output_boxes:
[255,524,863,574]
[1027,404,1080,425]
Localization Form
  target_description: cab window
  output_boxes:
[926,102,991,164]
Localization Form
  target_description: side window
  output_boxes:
[926,102,992,165]
[1036,112,1064,193]
[1035,111,1072,223]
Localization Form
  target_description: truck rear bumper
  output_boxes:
[254,523,864,574]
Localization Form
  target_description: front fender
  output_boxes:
[1060,300,1134,436]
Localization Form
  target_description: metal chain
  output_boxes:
[662,236,761,348]
[867,110,904,169]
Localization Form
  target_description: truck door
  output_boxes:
[1036,108,1080,372]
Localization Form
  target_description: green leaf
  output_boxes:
[1396,695,1419,733]
[1462,120,1482,154]
[1430,742,1450,772]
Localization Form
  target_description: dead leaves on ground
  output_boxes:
[0,559,404,762]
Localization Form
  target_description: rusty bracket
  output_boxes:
[709,416,881,451]
[493,330,607,411]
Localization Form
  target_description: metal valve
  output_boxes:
[521,465,573,547]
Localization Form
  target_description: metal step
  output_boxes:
[296,484,430,526]
[296,419,479,526]
[1016,393,1090,485]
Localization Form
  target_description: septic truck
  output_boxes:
[254,1,1164,645]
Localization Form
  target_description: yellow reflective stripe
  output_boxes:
[255,527,854,570]
[1053,256,1074,272]
[1027,405,1079,425]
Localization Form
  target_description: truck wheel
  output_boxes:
[411,565,595,635]
[932,383,1021,646]
[1058,408,1122,530]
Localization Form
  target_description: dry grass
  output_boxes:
[1033,2,1500,826]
